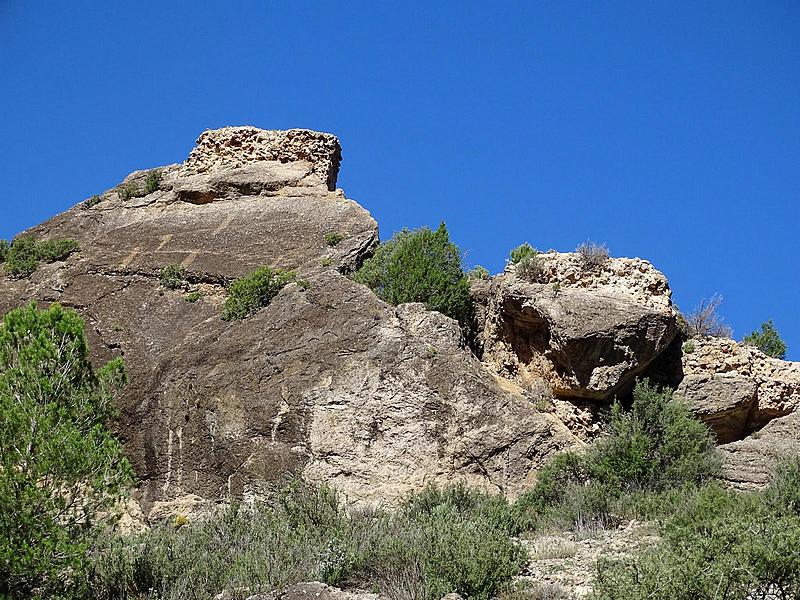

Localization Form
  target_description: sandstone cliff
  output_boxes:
[1,126,797,523]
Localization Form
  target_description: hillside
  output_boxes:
[1,127,798,598]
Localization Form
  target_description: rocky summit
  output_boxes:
[1,126,798,528]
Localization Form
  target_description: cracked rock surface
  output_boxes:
[0,127,579,522]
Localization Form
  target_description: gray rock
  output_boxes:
[719,411,800,491]
[479,258,678,402]
[0,127,579,518]
[674,373,757,443]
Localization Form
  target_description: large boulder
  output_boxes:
[0,127,579,520]
[719,411,800,491]
[676,337,800,437]
[477,253,678,402]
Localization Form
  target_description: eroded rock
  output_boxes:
[679,337,800,433]
[478,253,678,402]
[0,127,580,521]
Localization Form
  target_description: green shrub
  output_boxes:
[4,236,79,277]
[144,169,162,194]
[0,303,132,599]
[509,242,537,264]
[576,241,609,272]
[83,195,103,209]
[117,183,137,201]
[353,223,472,327]
[467,265,490,280]
[0,240,8,263]
[159,264,186,290]
[743,319,787,359]
[221,266,297,321]
[184,291,202,303]
[593,476,800,599]
[517,381,720,532]
[89,482,526,600]
[681,340,694,354]
[324,232,346,247]
[516,254,543,282]
[588,381,720,492]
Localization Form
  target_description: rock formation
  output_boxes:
[1,125,796,521]
[677,337,800,432]
[0,127,579,521]
[476,254,678,402]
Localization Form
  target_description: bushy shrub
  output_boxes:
[509,242,537,264]
[353,223,472,328]
[467,265,490,280]
[184,291,202,303]
[576,241,609,272]
[324,232,345,247]
[117,183,137,201]
[517,380,720,531]
[0,303,132,599]
[83,195,103,209]
[516,254,543,282]
[593,470,800,599]
[4,236,79,277]
[144,169,162,194]
[0,240,8,263]
[159,264,186,290]
[681,340,694,354]
[89,482,526,600]
[743,319,787,359]
[221,267,297,321]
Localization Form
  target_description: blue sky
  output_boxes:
[1,2,798,358]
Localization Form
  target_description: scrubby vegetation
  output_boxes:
[593,458,800,599]
[221,266,298,321]
[83,195,103,209]
[324,232,346,247]
[576,241,609,272]
[509,243,537,265]
[467,265,490,280]
[144,169,162,194]
[0,303,132,599]
[686,294,732,338]
[743,319,787,359]
[184,291,202,303]
[0,240,8,263]
[516,380,720,532]
[353,223,472,328]
[159,263,186,290]
[89,483,527,600]
[2,236,79,277]
[509,243,543,283]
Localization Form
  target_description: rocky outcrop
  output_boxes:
[719,411,800,491]
[183,127,342,190]
[0,127,579,521]
[676,337,800,437]
[477,253,678,402]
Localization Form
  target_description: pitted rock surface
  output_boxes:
[679,337,800,431]
[476,254,678,402]
[0,128,579,521]
[181,127,342,190]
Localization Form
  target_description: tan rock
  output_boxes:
[0,127,580,516]
[681,337,800,430]
[478,253,678,402]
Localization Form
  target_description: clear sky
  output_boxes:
[1,2,798,359]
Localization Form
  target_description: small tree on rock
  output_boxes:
[687,294,732,338]
[743,320,787,359]
[353,223,472,328]
[0,303,132,598]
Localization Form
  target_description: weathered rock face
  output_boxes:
[719,411,800,491]
[476,254,678,402]
[0,127,579,520]
[676,337,800,436]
